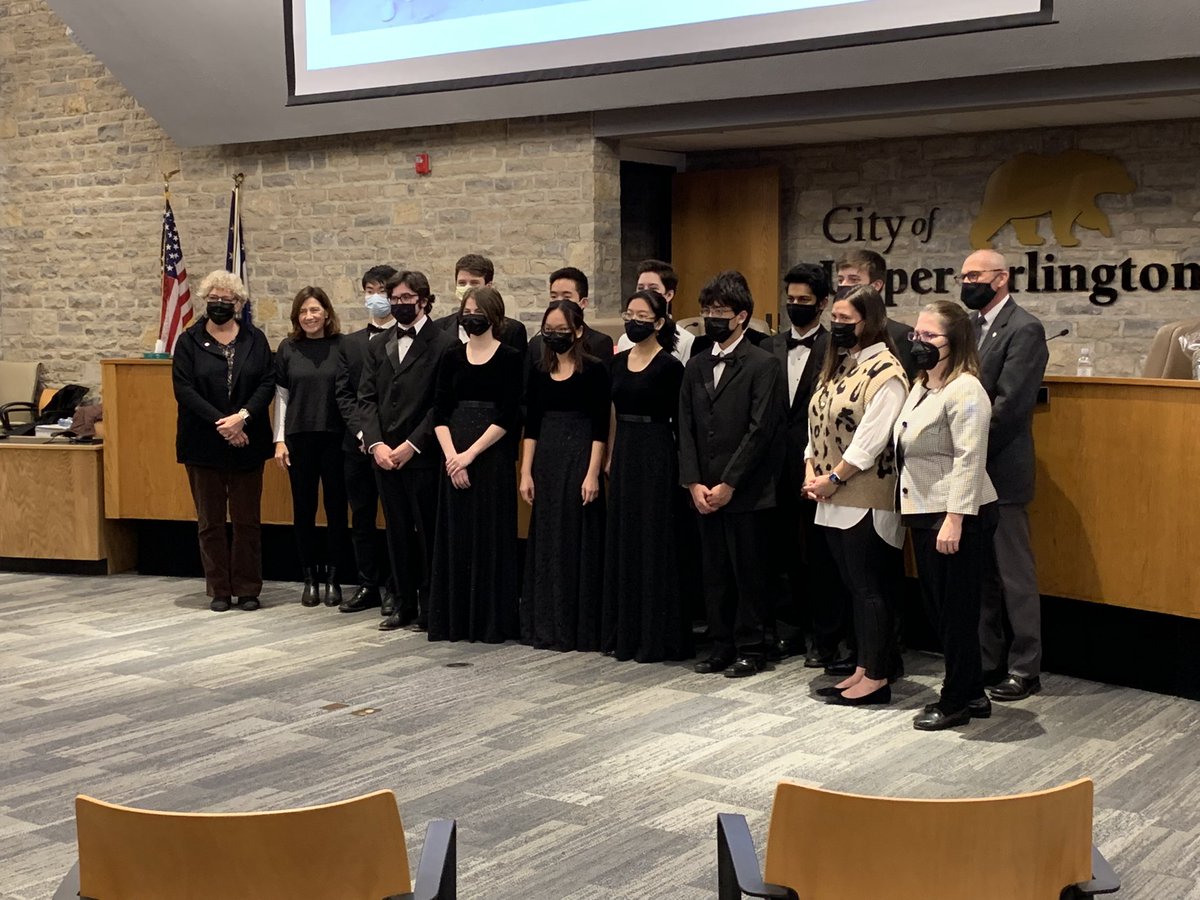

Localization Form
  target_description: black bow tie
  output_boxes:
[396,327,416,339]
[704,352,738,369]
[786,333,817,351]
[367,324,385,335]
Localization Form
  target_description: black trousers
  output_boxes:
[285,431,348,570]
[772,486,849,655]
[823,514,899,680]
[375,463,438,620]
[344,445,389,589]
[911,509,996,712]
[698,507,771,656]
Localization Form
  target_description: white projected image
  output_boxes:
[330,0,586,36]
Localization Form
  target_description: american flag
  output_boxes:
[158,200,191,354]
[226,178,250,326]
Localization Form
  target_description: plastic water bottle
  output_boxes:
[1076,346,1094,377]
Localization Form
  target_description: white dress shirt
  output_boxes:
[617,326,694,364]
[787,324,819,405]
[396,313,427,365]
[978,294,1010,347]
[711,331,746,387]
[803,342,906,548]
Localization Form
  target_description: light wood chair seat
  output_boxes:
[53,790,456,900]
[717,778,1119,900]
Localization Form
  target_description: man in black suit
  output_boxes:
[526,267,614,363]
[334,264,398,616]
[359,270,457,632]
[679,270,787,678]
[835,249,918,381]
[433,253,528,353]
[766,263,849,668]
[961,249,1049,702]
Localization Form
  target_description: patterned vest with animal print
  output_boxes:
[808,350,907,511]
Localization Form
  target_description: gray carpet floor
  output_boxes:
[1,572,1198,899]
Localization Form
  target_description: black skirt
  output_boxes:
[521,411,605,651]
[428,402,519,643]
[602,418,692,662]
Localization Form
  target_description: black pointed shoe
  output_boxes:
[323,566,343,607]
[299,568,320,607]
[339,585,381,614]
[825,684,891,706]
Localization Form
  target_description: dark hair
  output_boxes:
[623,289,678,353]
[918,300,980,386]
[698,270,754,318]
[288,286,341,341]
[818,285,894,385]
[549,266,588,299]
[540,299,588,374]
[783,262,831,300]
[362,265,397,290]
[836,249,886,285]
[385,270,434,313]
[636,259,678,294]
[455,253,494,284]
[462,286,505,332]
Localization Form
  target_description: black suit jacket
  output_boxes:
[976,298,1048,505]
[678,338,787,514]
[358,319,457,469]
[433,311,529,354]
[767,326,829,495]
[334,325,387,453]
[886,316,918,382]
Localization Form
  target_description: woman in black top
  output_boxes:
[520,300,610,651]
[602,290,690,662]
[428,287,523,643]
[172,271,274,612]
[273,286,346,608]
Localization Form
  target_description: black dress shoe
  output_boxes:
[380,590,398,617]
[724,656,766,678]
[824,654,857,677]
[826,684,891,706]
[378,612,404,631]
[804,648,836,669]
[987,674,1042,702]
[339,585,381,614]
[967,696,992,718]
[766,637,803,662]
[237,596,260,611]
[694,654,734,674]
[913,705,971,730]
[210,596,231,612]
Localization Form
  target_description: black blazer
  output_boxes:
[977,298,1049,505]
[172,318,274,471]
[767,325,829,495]
[678,337,787,514]
[358,319,457,469]
[334,324,388,453]
[434,312,528,355]
[886,316,918,382]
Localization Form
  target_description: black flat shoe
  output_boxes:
[987,674,1041,702]
[339,585,380,613]
[724,656,766,678]
[210,596,231,612]
[815,686,847,698]
[694,654,734,674]
[914,705,971,731]
[237,596,260,611]
[825,684,891,706]
[823,654,857,677]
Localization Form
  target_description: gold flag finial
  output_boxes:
[233,171,245,188]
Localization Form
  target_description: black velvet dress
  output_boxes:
[521,357,610,651]
[602,350,692,662]
[427,343,522,643]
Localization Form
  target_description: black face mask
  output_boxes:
[960,281,996,311]
[391,303,419,326]
[786,303,820,329]
[910,340,943,370]
[624,320,657,344]
[829,321,859,349]
[542,331,575,355]
[206,301,235,325]
[459,313,490,336]
[704,316,738,343]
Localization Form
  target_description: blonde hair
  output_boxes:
[196,270,249,305]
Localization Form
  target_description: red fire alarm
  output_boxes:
[414,153,431,176]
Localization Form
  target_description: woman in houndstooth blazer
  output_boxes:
[894,300,999,732]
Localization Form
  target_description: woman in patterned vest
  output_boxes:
[804,286,909,706]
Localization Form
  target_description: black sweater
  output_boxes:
[274,335,344,435]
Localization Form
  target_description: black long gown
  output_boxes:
[427,342,522,643]
[602,350,692,662]
[521,356,610,651]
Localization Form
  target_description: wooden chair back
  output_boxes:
[763,779,1094,900]
[75,790,412,899]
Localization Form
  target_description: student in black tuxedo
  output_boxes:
[835,249,917,381]
[525,267,614,366]
[679,271,787,677]
[432,253,529,353]
[334,265,398,616]
[359,270,457,632]
[960,249,1049,703]
[766,263,849,667]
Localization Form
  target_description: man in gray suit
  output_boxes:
[959,249,1049,702]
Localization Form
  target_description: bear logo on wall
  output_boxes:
[969,150,1135,250]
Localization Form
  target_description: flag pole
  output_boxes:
[153,169,181,355]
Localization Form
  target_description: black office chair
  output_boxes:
[0,360,44,432]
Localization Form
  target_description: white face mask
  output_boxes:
[364,293,391,317]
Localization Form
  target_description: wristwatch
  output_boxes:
[828,471,844,486]
[238,408,250,422]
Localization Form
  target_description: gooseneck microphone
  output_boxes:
[1046,328,1070,342]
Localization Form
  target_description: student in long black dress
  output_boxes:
[602,289,690,662]
[520,299,610,652]
[428,287,522,643]
[273,286,347,607]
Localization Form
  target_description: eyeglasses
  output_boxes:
[699,306,734,318]
[389,293,420,304]
[907,331,946,343]
[954,269,1005,285]
[205,295,235,304]
[542,328,574,337]
[621,312,658,323]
